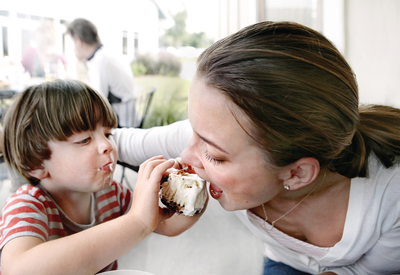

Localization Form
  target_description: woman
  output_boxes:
[114,21,400,274]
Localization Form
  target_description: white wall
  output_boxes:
[214,0,400,108]
[322,0,345,53]
[345,0,400,108]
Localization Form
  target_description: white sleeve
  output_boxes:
[113,120,192,165]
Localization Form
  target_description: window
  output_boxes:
[263,0,321,31]
[134,32,138,54]
[21,29,33,54]
[2,26,8,56]
[123,30,128,55]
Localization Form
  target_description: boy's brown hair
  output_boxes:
[2,79,118,185]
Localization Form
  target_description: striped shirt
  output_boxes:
[0,181,132,273]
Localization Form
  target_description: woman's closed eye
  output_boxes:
[204,150,223,165]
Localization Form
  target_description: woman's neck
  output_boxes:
[250,171,351,246]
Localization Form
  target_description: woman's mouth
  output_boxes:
[209,182,223,199]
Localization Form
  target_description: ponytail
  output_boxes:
[333,105,400,178]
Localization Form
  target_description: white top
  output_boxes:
[246,211,332,259]
[86,46,138,127]
[113,120,400,274]
[236,155,400,274]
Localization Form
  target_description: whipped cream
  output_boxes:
[161,168,207,216]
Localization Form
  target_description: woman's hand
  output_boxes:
[128,155,175,232]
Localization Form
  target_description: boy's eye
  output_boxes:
[77,137,91,144]
[105,133,113,139]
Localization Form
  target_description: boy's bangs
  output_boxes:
[40,81,118,141]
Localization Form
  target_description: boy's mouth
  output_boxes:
[98,162,114,172]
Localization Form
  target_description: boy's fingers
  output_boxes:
[149,159,175,182]
[139,159,165,173]
[139,155,164,169]
[137,157,167,179]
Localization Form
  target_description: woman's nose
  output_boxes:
[180,139,204,169]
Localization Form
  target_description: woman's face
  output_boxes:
[181,76,283,211]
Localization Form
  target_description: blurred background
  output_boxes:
[0,1,399,274]
[0,0,399,129]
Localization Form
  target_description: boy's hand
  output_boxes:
[129,156,175,232]
[152,157,209,237]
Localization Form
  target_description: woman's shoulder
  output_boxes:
[365,155,400,193]
[350,156,400,219]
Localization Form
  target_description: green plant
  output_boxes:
[134,54,158,75]
[132,53,182,77]
[135,76,190,128]
[157,52,182,76]
[131,62,147,76]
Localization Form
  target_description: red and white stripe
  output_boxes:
[0,181,132,272]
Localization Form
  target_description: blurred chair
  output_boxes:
[118,87,156,189]
[136,86,156,128]
[0,90,16,121]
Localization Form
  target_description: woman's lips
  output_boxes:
[209,182,223,199]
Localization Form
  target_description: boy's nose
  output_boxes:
[99,138,113,154]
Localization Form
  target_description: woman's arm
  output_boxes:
[113,120,192,166]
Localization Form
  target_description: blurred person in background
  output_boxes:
[21,20,67,78]
[66,18,139,128]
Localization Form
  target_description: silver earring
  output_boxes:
[284,185,290,190]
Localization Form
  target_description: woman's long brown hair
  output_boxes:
[197,21,400,178]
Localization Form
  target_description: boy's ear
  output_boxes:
[278,158,320,191]
[28,165,49,180]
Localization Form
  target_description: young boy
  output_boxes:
[0,80,205,274]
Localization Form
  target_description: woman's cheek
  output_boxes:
[206,167,235,190]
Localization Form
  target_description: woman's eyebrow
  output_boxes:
[196,132,229,154]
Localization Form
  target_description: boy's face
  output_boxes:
[41,125,117,194]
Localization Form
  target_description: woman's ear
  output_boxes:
[28,165,49,180]
[278,158,320,190]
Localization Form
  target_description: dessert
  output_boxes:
[160,167,207,216]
